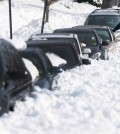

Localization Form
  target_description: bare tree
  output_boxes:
[101,0,118,9]
[42,0,57,22]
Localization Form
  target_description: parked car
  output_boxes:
[0,38,32,116]
[73,25,116,52]
[19,48,62,89]
[28,33,91,64]
[73,25,115,43]
[26,39,82,69]
[54,27,109,60]
[84,8,120,29]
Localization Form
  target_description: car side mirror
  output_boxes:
[83,48,91,54]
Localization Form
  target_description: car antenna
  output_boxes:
[8,0,12,39]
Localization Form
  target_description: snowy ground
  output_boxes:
[0,0,120,134]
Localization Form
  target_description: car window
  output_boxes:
[95,28,112,43]
[78,33,97,46]
[87,15,120,28]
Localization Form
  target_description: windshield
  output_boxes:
[87,15,120,28]
[95,28,112,43]
[78,32,97,46]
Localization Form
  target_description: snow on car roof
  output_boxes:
[91,8,120,15]
[5,38,27,50]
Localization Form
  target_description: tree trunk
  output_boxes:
[101,0,118,9]
[42,0,57,22]
[118,0,120,6]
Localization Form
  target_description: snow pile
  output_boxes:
[46,52,67,66]
[23,58,39,81]
[7,38,27,49]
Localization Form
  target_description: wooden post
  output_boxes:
[41,0,47,33]
[8,0,12,39]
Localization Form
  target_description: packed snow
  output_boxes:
[0,0,120,134]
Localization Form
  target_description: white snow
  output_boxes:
[0,0,120,134]
[22,58,39,81]
[46,52,67,66]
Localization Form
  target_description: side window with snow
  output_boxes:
[1,45,26,79]
[26,56,45,77]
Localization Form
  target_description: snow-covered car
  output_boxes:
[19,48,62,90]
[84,8,120,29]
[26,39,82,69]
[28,33,91,65]
[0,38,32,116]
[54,27,109,60]
[73,25,115,43]
[73,25,116,52]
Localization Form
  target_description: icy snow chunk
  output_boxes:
[46,52,67,66]
[22,58,39,81]
[8,38,27,50]
[0,37,27,50]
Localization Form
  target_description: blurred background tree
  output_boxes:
[101,0,118,8]
[42,0,57,22]
[75,0,101,7]
[76,0,120,8]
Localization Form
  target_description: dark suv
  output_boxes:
[27,39,82,69]
[84,8,120,28]
[28,33,91,64]
[0,38,32,116]
[73,25,116,52]
[73,25,115,43]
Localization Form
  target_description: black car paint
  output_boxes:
[0,38,32,116]
[26,39,82,69]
